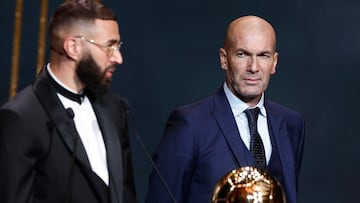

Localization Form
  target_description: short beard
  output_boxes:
[76,54,113,97]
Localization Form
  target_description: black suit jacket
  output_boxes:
[0,68,136,203]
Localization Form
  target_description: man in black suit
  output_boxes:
[0,0,136,202]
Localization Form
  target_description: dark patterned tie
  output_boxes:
[245,107,266,170]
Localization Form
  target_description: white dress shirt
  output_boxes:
[223,82,272,164]
[47,64,109,185]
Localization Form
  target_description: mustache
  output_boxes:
[104,65,116,73]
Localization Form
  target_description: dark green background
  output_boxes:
[1,0,360,202]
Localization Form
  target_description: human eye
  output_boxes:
[106,45,117,51]
[108,41,123,51]
[259,52,271,59]
[236,51,246,58]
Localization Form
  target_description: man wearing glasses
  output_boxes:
[0,0,136,202]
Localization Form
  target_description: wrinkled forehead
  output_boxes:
[233,26,275,47]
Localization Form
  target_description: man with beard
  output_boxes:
[0,1,136,203]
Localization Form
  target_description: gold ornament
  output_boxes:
[211,166,286,203]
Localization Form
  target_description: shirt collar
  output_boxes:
[47,63,85,104]
[47,64,82,94]
[223,82,267,117]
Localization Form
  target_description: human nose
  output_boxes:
[110,49,123,64]
[248,56,258,72]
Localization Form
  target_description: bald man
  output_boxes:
[146,16,305,203]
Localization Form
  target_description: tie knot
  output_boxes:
[245,107,260,123]
[245,107,260,134]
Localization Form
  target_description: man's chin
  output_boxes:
[241,87,263,96]
[86,83,110,97]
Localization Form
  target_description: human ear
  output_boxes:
[271,52,278,74]
[219,48,228,70]
[63,37,82,61]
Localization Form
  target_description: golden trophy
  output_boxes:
[211,166,286,203]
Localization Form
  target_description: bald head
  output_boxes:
[219,15,279,105]
[224,15,277,51]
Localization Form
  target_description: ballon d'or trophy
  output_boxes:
[211,166,286,203]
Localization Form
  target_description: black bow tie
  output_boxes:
[56,86,85,104]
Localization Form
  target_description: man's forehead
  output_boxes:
[93,19,119,32]
[89,19,120,38]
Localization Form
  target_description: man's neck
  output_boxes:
[47,63,84,94]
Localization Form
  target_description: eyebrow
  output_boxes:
[235,48,273,55]
[105,39,120,45]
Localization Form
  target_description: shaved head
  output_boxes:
[219,15,278,105]
[224,16,277,51]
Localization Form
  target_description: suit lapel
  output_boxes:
[212,88,252,167]
[32,67,91,169]
[265,101,296,196]
[92,98,123,203]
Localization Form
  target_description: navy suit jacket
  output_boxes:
[0,68,136,203]
[146,87,305,203]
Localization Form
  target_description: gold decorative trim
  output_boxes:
[36,0,49,75]
[9,0,23,99]
[10,0,103,99]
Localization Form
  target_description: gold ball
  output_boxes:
[211,166,286,203]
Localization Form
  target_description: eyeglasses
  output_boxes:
[75,36,123,57]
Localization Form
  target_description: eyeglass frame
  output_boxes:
[74,36,123,57]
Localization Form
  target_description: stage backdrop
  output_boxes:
[1,0,360,202]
